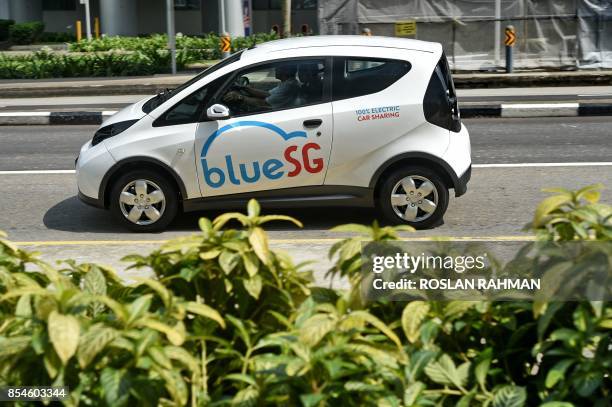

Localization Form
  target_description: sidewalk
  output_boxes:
[1,69,611,98]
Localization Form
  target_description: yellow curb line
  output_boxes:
[13,236,536,246]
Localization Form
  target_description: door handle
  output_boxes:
[303,119,322,128]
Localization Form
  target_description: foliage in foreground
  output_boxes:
[0,186,610,406]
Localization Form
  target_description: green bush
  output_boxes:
[69,32,278,62]
[0,188,610,406]
[38,31,76,43]
[0,33,279,79]
[0,49,168,79]
[0,19,14,41]
[9,21,44,45]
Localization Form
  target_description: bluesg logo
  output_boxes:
[200,121,324,188]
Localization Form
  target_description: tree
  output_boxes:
[282,0,291,37]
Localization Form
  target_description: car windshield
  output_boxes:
[142,50,244,113]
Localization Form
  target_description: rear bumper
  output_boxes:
[454,164,471,197]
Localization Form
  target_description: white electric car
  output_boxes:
[76,35,471,232]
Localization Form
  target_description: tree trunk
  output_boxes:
[282,0,291,37]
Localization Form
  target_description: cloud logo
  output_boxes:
[200,120,307,158]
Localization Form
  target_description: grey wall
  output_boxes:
[9,0,43,22]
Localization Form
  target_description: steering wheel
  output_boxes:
[229,76,250,95]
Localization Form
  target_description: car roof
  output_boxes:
[243,35,441,58]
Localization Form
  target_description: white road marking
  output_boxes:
[1,162,612,175]
[473,162,612,168]
[501,103,579,118]
[0,170,76,174]
[0,111,52,117]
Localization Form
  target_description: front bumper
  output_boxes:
[454,164,471,197]
[78,190,104,209]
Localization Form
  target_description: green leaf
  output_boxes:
[401,301,430,343]
[200,248,222,260]
[140,319,185,346]
[224,373,257,386]
[575,183,602,204]
[300,393,325,407]
[165,346,200,372]
[47,310,80,365]
[492,385,526,407]
[457,389,477,407]
[185,301,225,328]
[243,274,263,300]
[456,361,471,388]
[15,294,32,317]
[424,354,462,388]
[545,359,574,389]
[443,301,478,320]
[349,310,403,351]
[249,227,269,264]
[533,194,571,226]
[258,214,303,227]
[199,217,213,235]
[148,346,172,369]
[330,223,374,235]
[299,313,336,346]
[231,385,259,407]
[539,402,574,407]
[574,372,601,397]
[126,294,152,325]
[247,199,260,218]
[475,349,492,391]
[219,250,240,274]
[77,324,119,368]
[134,277,171,308]
[100,368,130,407]
[403,381,425,406]
[83,266,107,296]
[0,336,31,359]
[242,251,259,277]
[156,367,189,406]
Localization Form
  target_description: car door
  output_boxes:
[195,57,333,197]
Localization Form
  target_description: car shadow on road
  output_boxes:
[43,195,381,234]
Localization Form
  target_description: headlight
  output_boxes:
[92,119,139,146]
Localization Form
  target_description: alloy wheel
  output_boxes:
[390,175,438,222]
[119,179,166,225]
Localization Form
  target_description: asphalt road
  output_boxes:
[1,117,611,282]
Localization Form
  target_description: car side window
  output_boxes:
[332,57,411,101]
[216,58,327,117]
[154,73,229,127]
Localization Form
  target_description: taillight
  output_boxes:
[423,54,461,132]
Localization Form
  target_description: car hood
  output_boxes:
[100,95,151,127]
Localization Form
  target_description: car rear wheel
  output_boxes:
[109,170,178,232]
[377,166,449,229]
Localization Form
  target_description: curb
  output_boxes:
[461,102,612,118]
[1,103,611,125]
[0,111,116,125]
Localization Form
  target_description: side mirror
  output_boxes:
[206,104,231,120]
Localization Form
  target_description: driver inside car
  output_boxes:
[222,63,300,111]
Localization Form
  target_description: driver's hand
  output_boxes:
[222,91,241,103]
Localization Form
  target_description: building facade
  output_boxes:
[0,0,318,37]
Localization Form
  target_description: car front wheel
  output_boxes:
[377,166,449,229]
[109,170,178,232]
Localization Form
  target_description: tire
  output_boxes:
[376,166,449,229]
[109,169,179,232]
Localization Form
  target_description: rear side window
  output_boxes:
[332,57,411,101]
